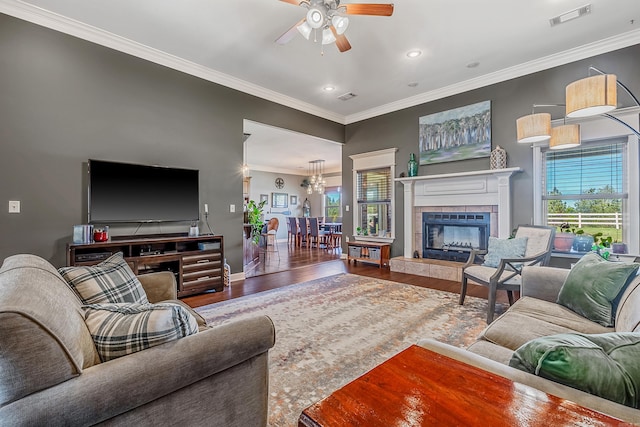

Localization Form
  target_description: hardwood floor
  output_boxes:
[181,243,514,309]
[244,240,342,278]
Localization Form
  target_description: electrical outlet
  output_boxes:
[8,201,20,213]
[229,204,235,213]
[345,236,350,242]
[204,203,209,214]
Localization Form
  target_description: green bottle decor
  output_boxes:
[408,153,418,177]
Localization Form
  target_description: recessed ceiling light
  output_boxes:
[406,50,422,58]
[466,61,480,68]
[323,85,335,92]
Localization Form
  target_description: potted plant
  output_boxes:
[591,233,612,260]
[572,228,594,252]
[553,223,575,252]
[246,199,267,244]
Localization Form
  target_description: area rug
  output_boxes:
[196,273,492,427]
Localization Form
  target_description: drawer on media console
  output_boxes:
[182,253,221,270]
[182,267,222,283]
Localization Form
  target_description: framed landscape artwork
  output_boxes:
[419,100,491,165]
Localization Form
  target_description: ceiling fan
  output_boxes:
[275,0,394,53]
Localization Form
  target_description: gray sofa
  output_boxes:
[0,254,275,426]
[419,265,640,423]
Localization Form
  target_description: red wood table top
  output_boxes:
[299,344,632,427]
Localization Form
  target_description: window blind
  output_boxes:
[543,140,627,200]
[356,168,391,203]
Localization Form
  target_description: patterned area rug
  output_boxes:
[196,273,490,427]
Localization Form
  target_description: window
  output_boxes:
[542,139,628,248]
[356,168,391,237]
[324,186,341,221]
[350,148,397,242]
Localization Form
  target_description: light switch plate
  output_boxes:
[229,204,236,213]
[8,201,20,213]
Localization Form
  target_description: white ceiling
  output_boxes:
[244,120,342,176]
[2,0,639,173]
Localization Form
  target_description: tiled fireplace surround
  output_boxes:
[392,168,522,281]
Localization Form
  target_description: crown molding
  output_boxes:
[0,0,346,124]
[344,28,640,124]
[2,0,639,127]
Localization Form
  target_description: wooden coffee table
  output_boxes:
[299,345,632,426]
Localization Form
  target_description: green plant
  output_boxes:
[557,222,583,234]
[246,199,267,244]
[356,226,362,235]
[591,232,612,260]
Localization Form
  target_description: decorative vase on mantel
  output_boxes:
[490,145,507,169]
[408,153,418,177]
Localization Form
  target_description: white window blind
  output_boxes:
[543,141,627,201]
[356,168,391,203]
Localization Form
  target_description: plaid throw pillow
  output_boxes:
[59,252,148,304]
[83,303,199,362]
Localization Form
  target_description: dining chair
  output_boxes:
[298,217,309,248]
[459,225,555,323]
[261,218,280,261]
[287,217,298,246]
[308,217,329,249]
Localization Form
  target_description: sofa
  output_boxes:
[419,263,640,423]
[0,254,276,426]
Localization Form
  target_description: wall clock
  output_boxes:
[275,177,285,189]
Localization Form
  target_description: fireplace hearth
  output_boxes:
[423,212,490,262]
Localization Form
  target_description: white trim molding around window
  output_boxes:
[532,108,640,255]
[349,148,398,243]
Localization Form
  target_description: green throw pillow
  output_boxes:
[557,252,639,327]
[482,236,528,269]
[509,332,640,408]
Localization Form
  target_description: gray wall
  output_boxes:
[0,14,344,270]
[1,12,639,271]
[342,44,640,259]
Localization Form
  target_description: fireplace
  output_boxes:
[422,212,490,262]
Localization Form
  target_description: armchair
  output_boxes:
[459,225,555,323]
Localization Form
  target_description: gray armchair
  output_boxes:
[459,225,555,323]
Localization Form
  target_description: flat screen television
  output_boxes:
[88,159,199,223]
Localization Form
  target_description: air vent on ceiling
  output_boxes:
[550,4,591,27]
[338,92,357,101]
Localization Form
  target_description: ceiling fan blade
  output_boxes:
[330,25,352,52]
[275,18,306,44]
[279,0,305,5]
[343,3,394,16]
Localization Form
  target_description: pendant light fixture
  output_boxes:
[516,66,640,150]
[306,159,326,195]
[566,73,617,118]
[549,124,581,150]
[516,113,552,143]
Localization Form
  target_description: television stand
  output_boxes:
[67,235,225,297]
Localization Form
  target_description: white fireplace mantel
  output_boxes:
[395,167,522,258]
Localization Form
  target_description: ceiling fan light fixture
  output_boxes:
[307,8,325,29]
[322,27,336,45]
[331,15,349,34]
[297,21,313,40]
